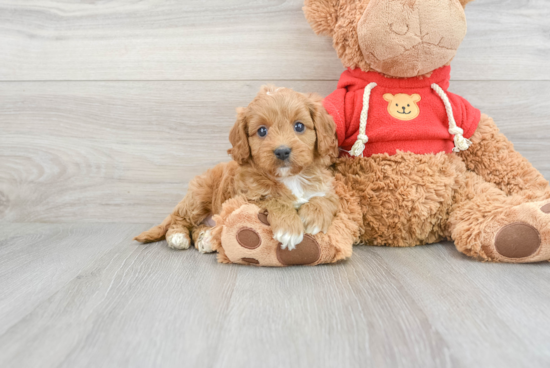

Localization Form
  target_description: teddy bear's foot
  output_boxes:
[276,235,321,266]
[481,201,550,263]
[218,204,327,267]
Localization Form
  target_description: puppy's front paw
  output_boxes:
[273,230,304,251]
[269,212,304,251]
[167,233,191,250]
[299,203,334,235]
[195,229,216,254]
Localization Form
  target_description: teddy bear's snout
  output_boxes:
[356,0,467,78]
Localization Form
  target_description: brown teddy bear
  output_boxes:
[205,0,550,266]
[300,0,550,263]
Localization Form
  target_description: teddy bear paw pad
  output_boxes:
[241,257,260,265]
[258,211,270,225]
[494,222,541,259]
[276,234,321,266]
[540,203,550,214]
[236,228,261,249]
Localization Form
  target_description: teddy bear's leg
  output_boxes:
[210,196,358,266]
[449,170,550,263]
[458,114,550,201]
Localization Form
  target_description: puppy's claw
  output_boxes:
[167,233,191,250]
[274,231,303,251]
[305,226,321,236]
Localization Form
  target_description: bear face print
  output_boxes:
[383,93,422,121]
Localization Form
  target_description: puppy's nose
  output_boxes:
[274,146,292,161]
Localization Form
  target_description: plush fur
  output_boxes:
[211,177,361,266]
[298,0,550,263]
[135,86,358,265]
[304,0,473,78]
[139,0,550,264]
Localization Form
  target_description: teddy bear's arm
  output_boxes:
[457,114,550,198]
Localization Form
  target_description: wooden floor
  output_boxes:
[1,0,550,367]
[1,224,549,368]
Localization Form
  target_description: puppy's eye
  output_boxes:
[407,104,410,107]
[257,126,268,138]
[294,121,305,133]
[396,104,399,107]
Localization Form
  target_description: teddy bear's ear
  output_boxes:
[303,0,340,36]
[412,94,421,103]
[459,0,475,7]
[383,94,394,102]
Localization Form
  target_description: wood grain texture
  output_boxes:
[0,223,146,336]
[1,1,549,367]
[0,0,549,81]
[0,224,549,368]
[1,80,549,223]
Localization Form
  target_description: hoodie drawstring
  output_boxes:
[349,82,377,157]
[349,82,472,157]
[430,83,472,152]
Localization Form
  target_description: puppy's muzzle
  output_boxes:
[274,146,292,161]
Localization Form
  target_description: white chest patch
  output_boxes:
[277,173,326,209]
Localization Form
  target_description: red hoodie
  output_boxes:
[323,66,481,157]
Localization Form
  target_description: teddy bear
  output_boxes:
[298,0,550,263]
[208,0,550,266]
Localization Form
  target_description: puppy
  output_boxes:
[134,85,340,252]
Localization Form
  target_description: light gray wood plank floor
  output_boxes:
[1,0,550,367]
[1,223,549,368]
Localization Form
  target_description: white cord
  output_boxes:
[431,83,472,152]
[349,82,378,157]
[349,82,471,156]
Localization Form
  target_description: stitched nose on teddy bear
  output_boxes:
[357,0,467,78]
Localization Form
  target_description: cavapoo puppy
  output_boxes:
[135,85,340,253]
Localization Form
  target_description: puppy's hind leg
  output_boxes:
[166,163,226,250]
[166,190,213,250]
[166,213,192,250]
[166,214,191,249]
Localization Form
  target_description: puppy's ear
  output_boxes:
[228,107,251,165]
[307,93,339,159]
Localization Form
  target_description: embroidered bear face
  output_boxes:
[383,93,421,121]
